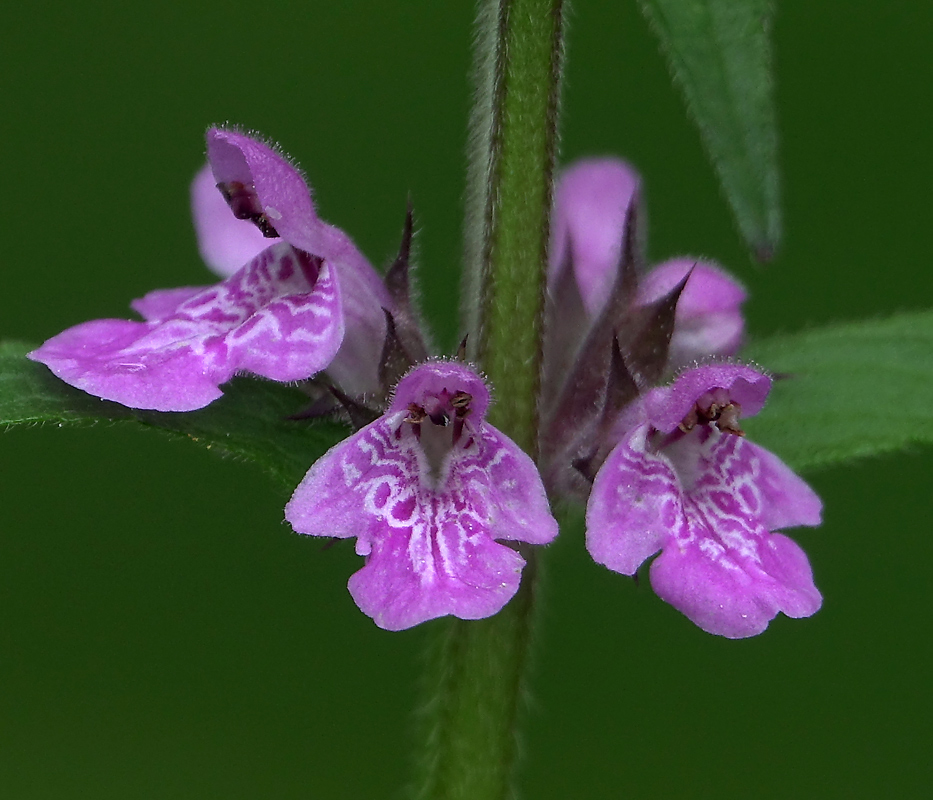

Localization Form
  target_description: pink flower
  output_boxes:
[285,361,559,630]
[29,129,388,411]
[205,129,390,394]
[585,363,822,638]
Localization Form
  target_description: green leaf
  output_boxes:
[742,311,933,472]
[638,0,779,259]
[0,341,350,490]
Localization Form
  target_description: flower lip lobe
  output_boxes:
[28,242,345,411]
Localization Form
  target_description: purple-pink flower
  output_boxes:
[585,363,822,638]
[205,129,391,395]
[29,129,388,411]
[541,157,751,500]
[285,361,559,631]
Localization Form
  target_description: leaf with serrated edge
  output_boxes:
[742,311,933,472]
[0,341,350,489]
[639,0,780,259]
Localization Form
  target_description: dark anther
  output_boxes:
[404,403,426,424]
[678,407,699,433]
[715,403,744,436]
[216,180,280,238]
[679,400,744,436]
[450,391,472,417]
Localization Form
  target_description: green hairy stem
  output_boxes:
[415,1,564,798]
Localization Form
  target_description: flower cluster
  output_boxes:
[29,132,821,636]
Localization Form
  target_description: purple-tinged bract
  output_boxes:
[548,158,747,371]
[636,259,747,369]
[586,363,823,638]
[285,361,559,631]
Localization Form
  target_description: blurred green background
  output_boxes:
[1,2,931,797]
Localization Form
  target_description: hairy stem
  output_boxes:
[463,0,564,455]
[414,556,540,800]
[415,1,564,798]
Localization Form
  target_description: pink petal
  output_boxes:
[389,361,491,419]
[190,163,280,278]
[649,431,821,638]
[27,317,228,411]
[586,424,680,575]
[131,286,210,322]
[650,529,822,639]
[478,427,559,545]
[206,128,390,309]
[348,516,526,631]
[742,440,823,530]
[283,414,409,543]
[29,243,344,411]
[223,256,343,382]
[550,158,641,317]
[206,130,318,248]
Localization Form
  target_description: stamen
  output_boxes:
[677,397,744,436]
[451,391,473,418]
[404,403,426,424]
[216,180,280,238]
[407,388,475,487]
[715,403,744,436]
[678,407,699,433]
